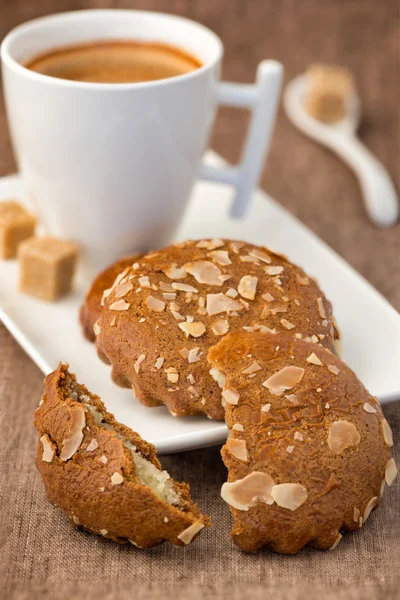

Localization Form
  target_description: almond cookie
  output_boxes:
[80,254,141,341]
[208,331,396,554]
[95,239,340,420]
[34,363,210,548]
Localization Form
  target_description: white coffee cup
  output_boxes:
[1,10,282,270]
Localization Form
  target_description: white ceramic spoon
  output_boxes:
[283,74,398,227]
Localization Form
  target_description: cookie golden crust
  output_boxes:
[34,363,210,549]
[95,239,339,420]
[208,331,396,554]
[80,254,142,342]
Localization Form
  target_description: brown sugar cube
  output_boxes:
[19,236,79,301]
[0,200,36,259]
[304,64,355,123]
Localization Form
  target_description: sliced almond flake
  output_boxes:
[99,455,108,464]
[196,239,224,250]
[221,471,275,510]
[100,529,108,536]
[294,333,302,339]
[212,319,230,336]
[294,432,303,441]
[382,419,393,447]
[230,311,239,317]
[109,299,130,311]
[155,357,164,369]
[206,293,243,316]
[294,299,301,306]
[249,249,271,263]
[265,266,284,276]
[317,297,327,319]
[282,296,290,303]
[60,405,86,461]
[93,320,101,336]
[240,254,260,263]
[306,352,323,366]
[218,274,232,283]
[40,434,56,463]
[326,365,339,377]
[167,372,179,383]
[138,276,151,288]
[208,250,232,265]
[186,315,194,323]
[159,281,175,292]
[136,288,142,293]
[242,362,262,374]
[111,472,124,485]
[226,438,248,462]
[261,403,271,413]
[263,366,305,396]
[188,348,201,363]
[257,325,276,333]
[163,264,187,279]
[285,394,299,404]
[178,321,206,338]
[262,293,275,302]
[281,319,295,330]
[329,534,342,551]
[187,374,195,385]
[200,398,206,405]
[321,319,328,327]
[184,260,223,286]
[385,458,398,486]
[286,445,294,453]
[138,318,145,323]
[232,423,244,432]
[230,241,245,253]
[198,296,205,308]
[327,420,361,454]
[325,403,330,409]
[363,402,377,414]
[240,299,250,310]
[363,496,378,522]
[172,282,199,293]
[187,385,199,397]
[177,522,205,544]
[311,335,319,343]
[170,309,185,321]
[243,326,255,332]
[210,368,226,389]
[132,262,140,270]
[238,276,258,300]
[353,507,360,523]
[134,354,146,374]
[145,296,165,312]
[222,388,240,405]
[114,281,133,298]
[163,292,176,300]
[296,274,309,285]
[261,306,270,319]
[271,483,307,511]
[270,307,287,315]
[86,439,98,452]
[101,288,112,306]
[179,348,189,359]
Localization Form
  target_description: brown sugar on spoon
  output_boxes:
[94,239,340,420]
[208,331,396,554]
[80,253,142,341]
[34,363,210,549]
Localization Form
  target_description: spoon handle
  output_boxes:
[329,135,398,227]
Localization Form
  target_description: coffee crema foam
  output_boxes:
[25,40,202,83]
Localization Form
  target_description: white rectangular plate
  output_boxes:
[1,153,399,454]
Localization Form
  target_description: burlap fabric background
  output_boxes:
[0,1,399,599]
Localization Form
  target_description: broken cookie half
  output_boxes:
[208,331,396,554]
[34,363,210,548]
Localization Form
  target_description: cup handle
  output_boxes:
[199,60,283,218]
